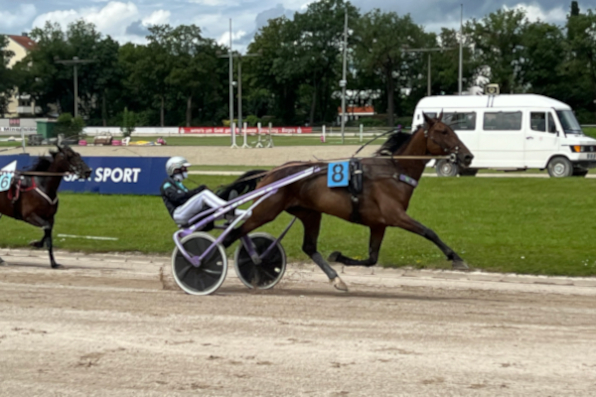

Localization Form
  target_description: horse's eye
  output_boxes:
[442,130,448,135]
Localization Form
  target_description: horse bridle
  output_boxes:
[423,126,458,163]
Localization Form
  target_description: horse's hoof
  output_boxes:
[328,251,341,262]
[452,260,470,271]
[331,277,349,292]
[0,258,5,266]
[51,263,64,269]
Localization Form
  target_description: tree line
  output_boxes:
[1,0,595,127]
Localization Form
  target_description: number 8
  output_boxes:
[332,164,344,183]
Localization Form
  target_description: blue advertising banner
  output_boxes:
[0,155,169,195]
[0,154,32,169]
[60,157,169,195]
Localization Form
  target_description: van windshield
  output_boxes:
[556,110,584,135]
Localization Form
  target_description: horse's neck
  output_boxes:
[395,128,428,180]
[39,160,65,197]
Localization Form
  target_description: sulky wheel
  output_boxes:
[171,232,228,296]
[234,232,287,290]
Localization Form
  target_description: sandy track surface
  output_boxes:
[1,249,595,396]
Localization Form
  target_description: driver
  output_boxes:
[160,156,247,227]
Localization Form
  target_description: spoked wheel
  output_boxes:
[171,232,228,296]
[234,232,287,290]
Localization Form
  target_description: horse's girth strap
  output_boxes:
[35,188,59,205]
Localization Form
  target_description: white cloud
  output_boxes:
[218,29,247,46]
[189,0,238,6]
[32,1,144,42]
[506,3,567,24]
[0,4,37,30]
[142,10,171,26]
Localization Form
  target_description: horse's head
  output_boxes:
[52,144,92,179]
[423,112,474,168]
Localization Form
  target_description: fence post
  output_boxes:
[231,122,238,148]
[267,122,274,148]
[242,122,249,148]
[256,122,263,148]
[359,124,363,142]
[321,125,326,143]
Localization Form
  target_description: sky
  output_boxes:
[0,0,586,52]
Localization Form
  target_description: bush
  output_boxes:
[347,117,386,127]
[55,112,85,138]
[120,107,136,138]
[245,115,259,127]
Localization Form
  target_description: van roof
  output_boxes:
[416,94,571,110]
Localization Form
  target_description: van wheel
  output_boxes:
[459,168,478,177]
[572,170,588,177]
[436,160,458,177]
[547,157,573,178]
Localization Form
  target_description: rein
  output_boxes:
[0,170,72,177]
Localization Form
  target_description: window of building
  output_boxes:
[483,111,522,131]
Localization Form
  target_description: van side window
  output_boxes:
[547,113,557,133]
[530,112,546,132]
[444,112,476,131]
[483,111,522,131]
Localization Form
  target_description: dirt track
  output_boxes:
[1,249,595,396]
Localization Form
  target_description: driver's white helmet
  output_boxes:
[166,156,191,176]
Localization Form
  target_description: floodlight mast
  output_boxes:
[54,56,96,118]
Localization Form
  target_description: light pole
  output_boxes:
[228,19,234,146]
[401,48,452,96]
[459,3,464,95]
[54,56,95,118]
[340,8,348,144]
[218,49,261,148]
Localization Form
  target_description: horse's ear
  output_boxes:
[437,110,443,122]
[423,112,435,126]
[56,143,63,152]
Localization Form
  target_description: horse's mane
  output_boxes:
[375,129,417,156]
[28,150,58,172]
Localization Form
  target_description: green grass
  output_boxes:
[583,127,596,138]
[1,176,595,277]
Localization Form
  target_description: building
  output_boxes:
[2,34,40,117]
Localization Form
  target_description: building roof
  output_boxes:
[416,94,571,110]
[7,35,37,51]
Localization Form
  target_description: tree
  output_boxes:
[0,35,16,116]
[355,10,429,126]
[161,25,223,127]
[466,9,529,94]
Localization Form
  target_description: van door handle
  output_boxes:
[526,136,534,140]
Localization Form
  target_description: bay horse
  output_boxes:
[222,113,474,291]
[0,144,92,268]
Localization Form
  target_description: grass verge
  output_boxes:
[1,176,594,277]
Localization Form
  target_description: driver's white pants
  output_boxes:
[173,190,247,225]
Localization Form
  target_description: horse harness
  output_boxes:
[8,175,59,206]
[345,158,419,224]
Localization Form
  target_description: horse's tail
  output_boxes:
[215,169,269,200]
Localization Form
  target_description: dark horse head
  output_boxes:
[48,144,92,179]
[422,111,474,167]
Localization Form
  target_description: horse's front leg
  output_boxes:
[328,226,385,267]
[390,211,469,270]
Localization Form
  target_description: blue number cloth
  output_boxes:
[327,161,349,187]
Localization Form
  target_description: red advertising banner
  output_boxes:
[9,118,20,127]
[179,126,313,134]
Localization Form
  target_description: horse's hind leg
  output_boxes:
[287,208,348,292]
[391,212,468,270]
[328,226,385,267]
[43,226,62,269]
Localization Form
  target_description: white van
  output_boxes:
[412,94,596,177]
